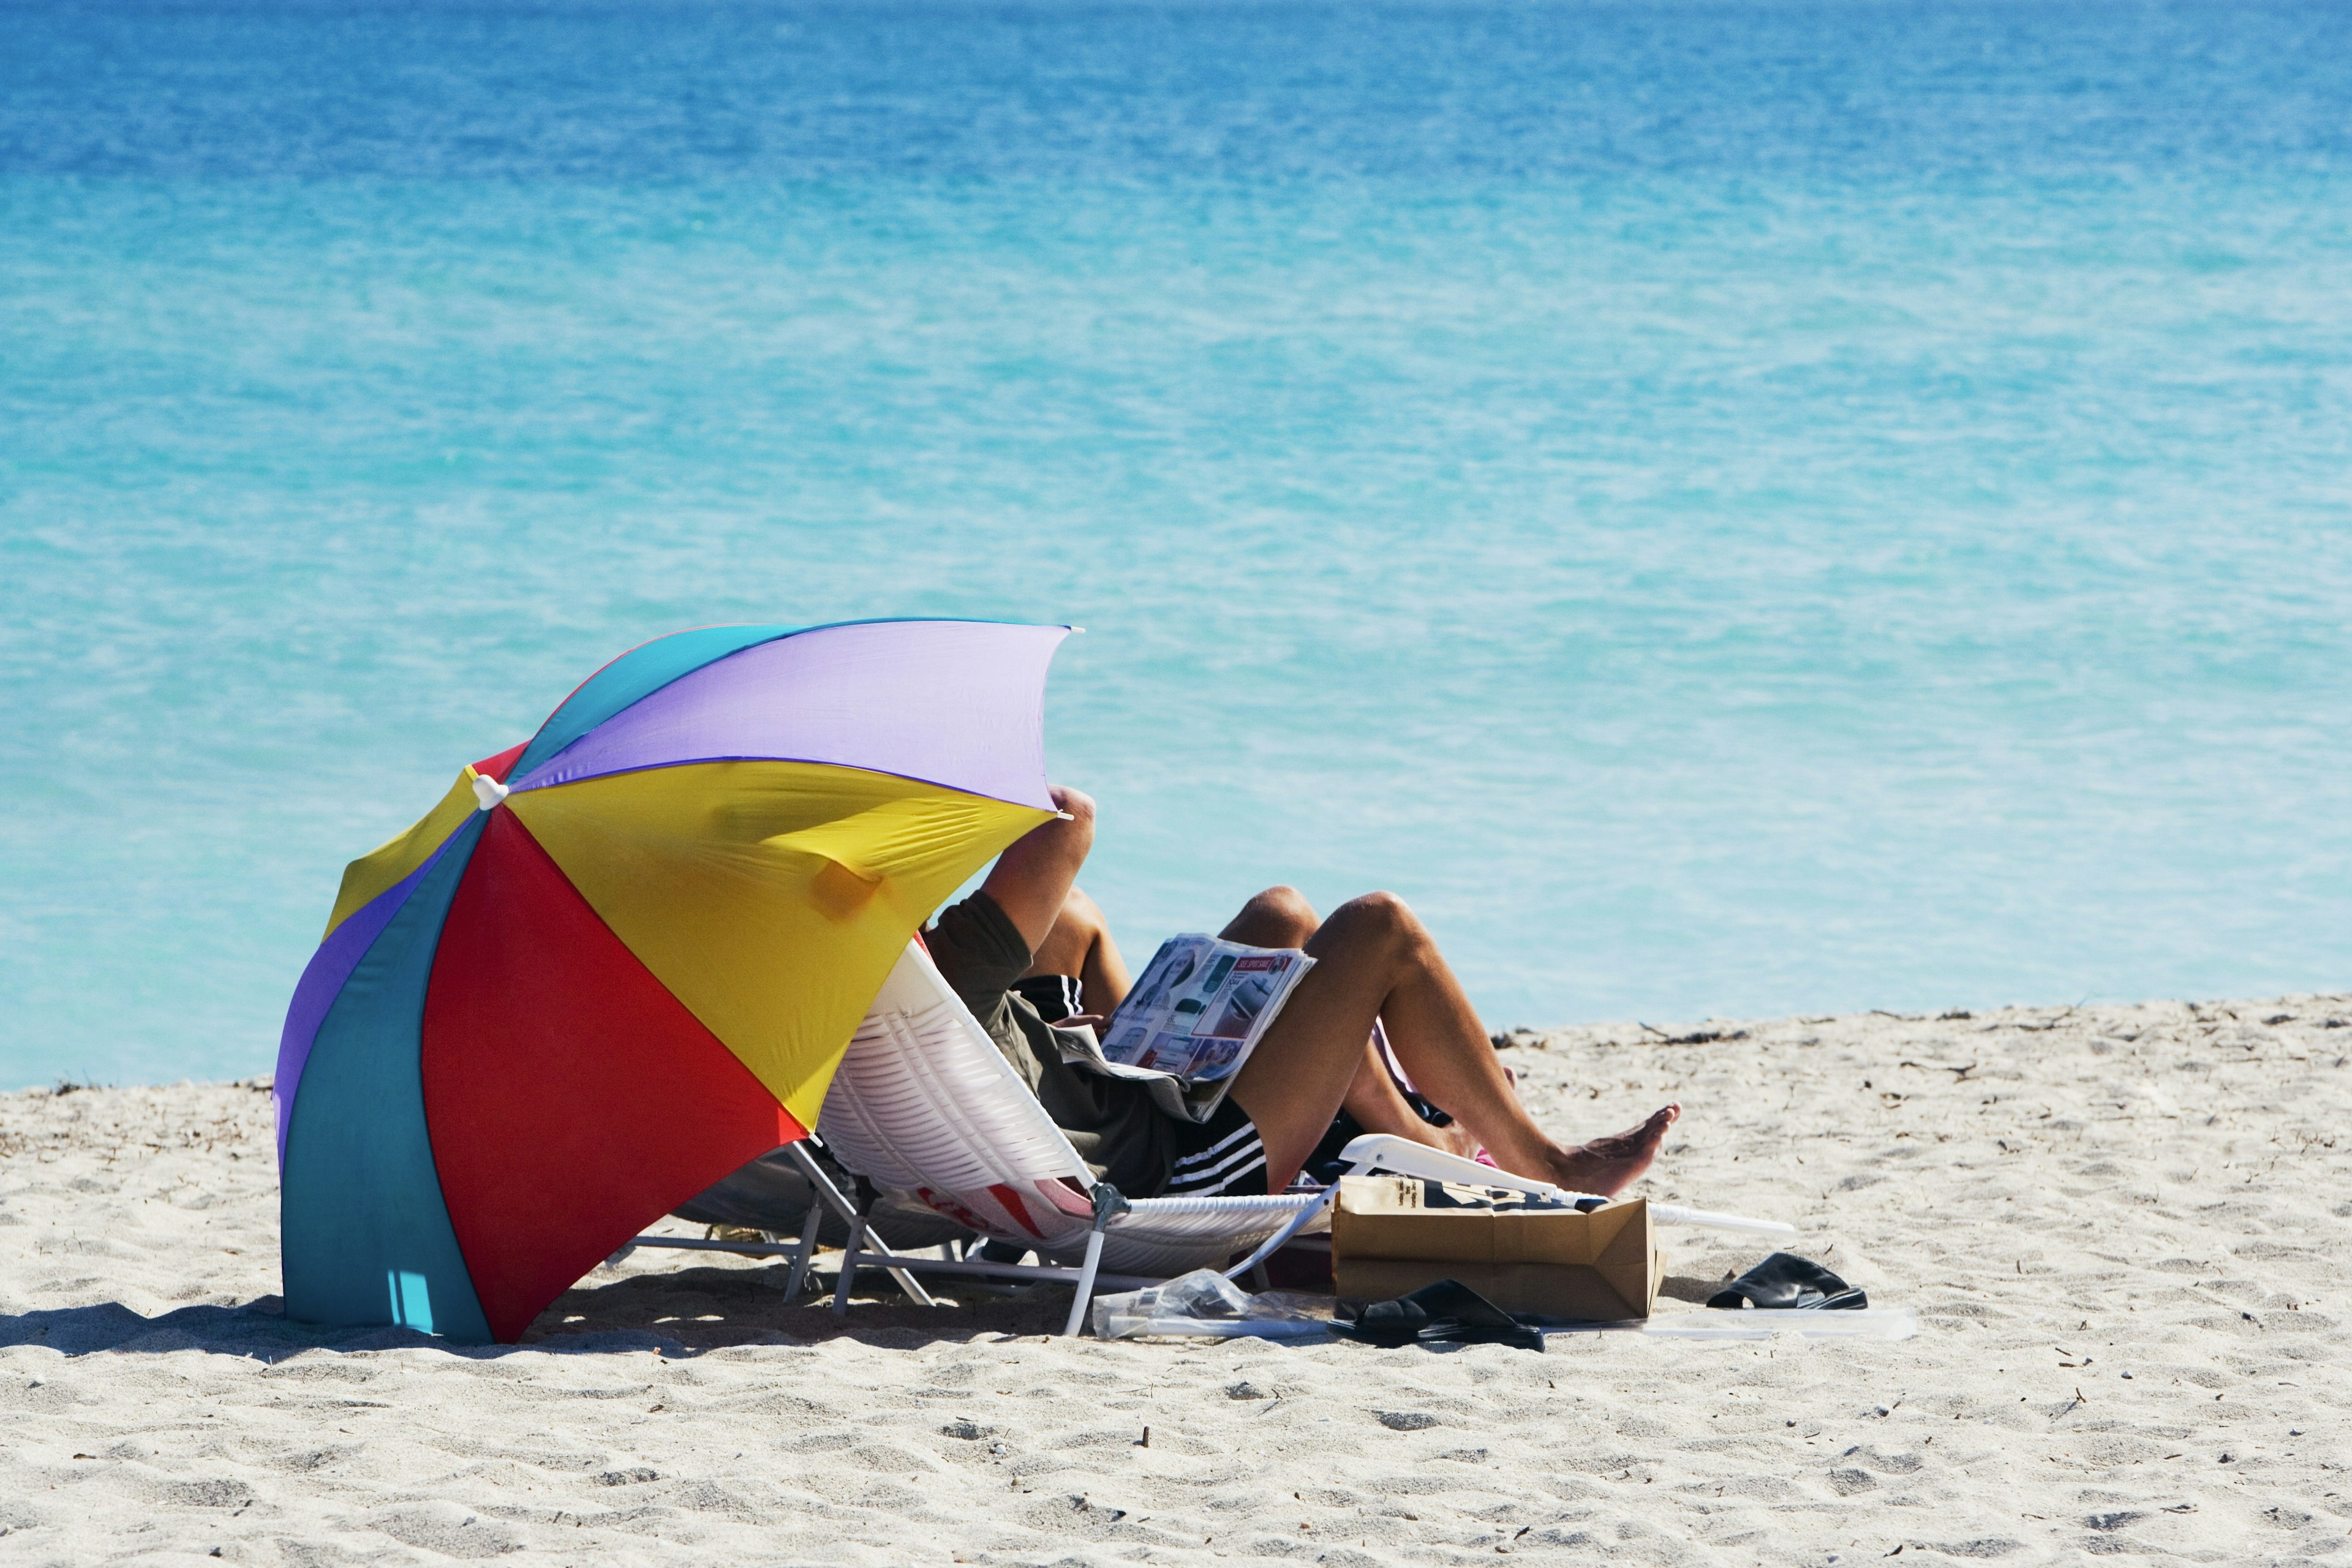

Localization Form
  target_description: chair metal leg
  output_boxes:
[1063,1229,1108,1338]
[1063,1183,1132,1337]
[780,1145,866,1317]
[787,1142,939,1313]
[1220,1184,1340,1283]
[831,1193,867,1317]
[785,1193,824,1298]
[882,1245,938,1308]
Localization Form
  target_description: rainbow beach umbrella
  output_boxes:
[276,619,1068,1343]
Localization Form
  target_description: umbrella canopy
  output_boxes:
[276,619,1069,1343]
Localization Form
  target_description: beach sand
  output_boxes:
[2,995,2345,1565]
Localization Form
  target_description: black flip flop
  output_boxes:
[1332,1278,1547,1352]
[1706,1252,1867,1311]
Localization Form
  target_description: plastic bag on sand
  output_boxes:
[1091,1269,1333,1341]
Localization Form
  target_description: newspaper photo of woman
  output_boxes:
[1121,946,1196,1017]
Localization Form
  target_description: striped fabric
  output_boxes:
[1011,973,1085,1023]
[1163,1118,1268,1197]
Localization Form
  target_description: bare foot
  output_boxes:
[1550,1104,1679,1197]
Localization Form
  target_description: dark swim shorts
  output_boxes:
[1159,1096,1270,1197]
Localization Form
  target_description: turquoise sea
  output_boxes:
[4,1,2350,1088]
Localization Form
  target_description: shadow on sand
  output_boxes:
[0,1262,1079,1362]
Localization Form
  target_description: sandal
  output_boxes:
[1332,1278,1547,1351]
[1706,1251,1867,1311]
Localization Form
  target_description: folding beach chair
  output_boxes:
[671,1141,972,1254]
[812,940,1332,1333]
[625,940,1328,1332]
[627,940,1796,1335]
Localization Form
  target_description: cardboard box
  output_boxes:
[1331,1176,1660,1321]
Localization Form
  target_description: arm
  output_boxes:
[976,786,1095,956]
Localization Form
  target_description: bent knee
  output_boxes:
[1057,884,1107,936]
[1329,890,1426,949]
[1247,884,1317,925]
[1225,884,1319,947]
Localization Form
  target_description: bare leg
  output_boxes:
[1228,892,1678,1194]
[1340,1037,1479,1158]
[1021,886,1133,1014]
[1218,884,1320,950]
[1224,888,1473,1158]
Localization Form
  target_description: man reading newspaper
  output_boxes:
[921,785,1679,1201]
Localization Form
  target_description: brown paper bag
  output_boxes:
[1331,1175,1660,1321]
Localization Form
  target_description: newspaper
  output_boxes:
[1052,935,1314,1123]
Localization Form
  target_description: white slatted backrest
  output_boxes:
[816,943,1094,1240]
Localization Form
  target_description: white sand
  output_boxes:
[3,995,2346,1566]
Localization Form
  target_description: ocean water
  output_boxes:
[4,1,2350,1089]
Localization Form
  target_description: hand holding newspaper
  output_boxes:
[1052,934,1314,1123]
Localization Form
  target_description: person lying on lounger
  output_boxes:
[921,786,1679,1202]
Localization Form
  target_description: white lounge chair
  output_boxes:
[626,941,1329,1333]
[628,941,1795,1335]
[819,940,1339,1332]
